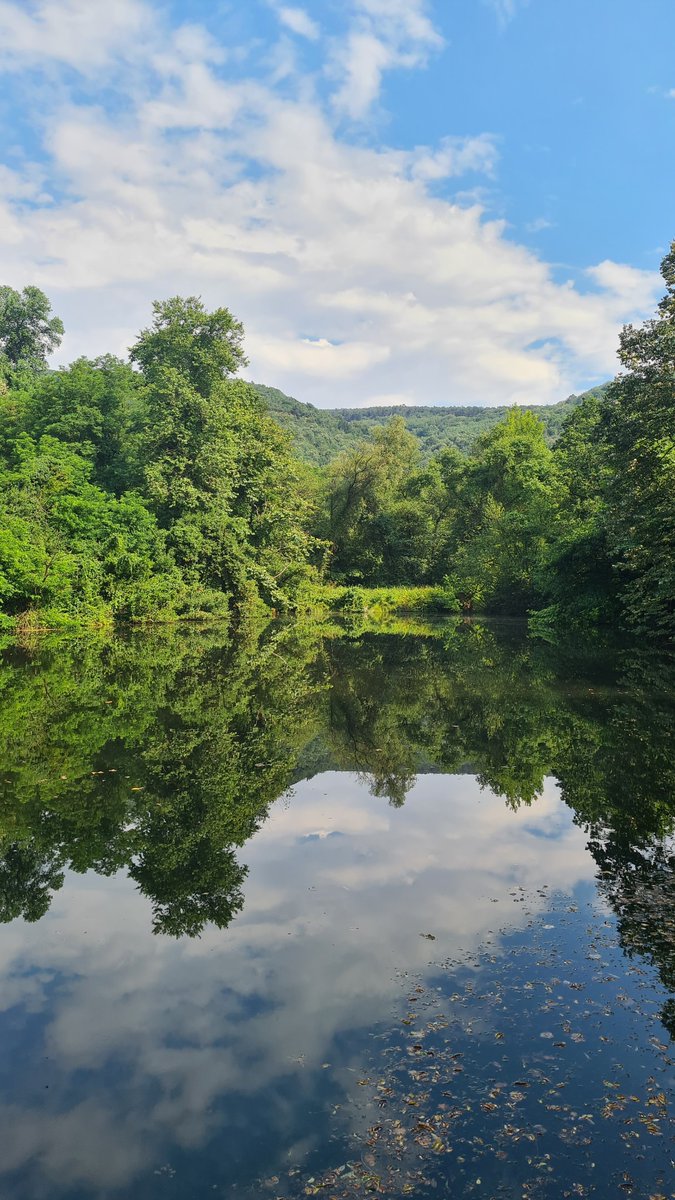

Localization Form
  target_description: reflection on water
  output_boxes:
[0,619,673,1198]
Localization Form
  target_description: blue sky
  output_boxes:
[0,0,672,407]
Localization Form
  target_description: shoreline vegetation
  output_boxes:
[2,585,454,639]
[303,583,460,616]
[1,242,673,641]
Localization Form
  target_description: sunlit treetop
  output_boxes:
[130,296,247,397]
[0,285,64,374]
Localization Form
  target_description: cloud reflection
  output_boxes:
[0,770,595,1195]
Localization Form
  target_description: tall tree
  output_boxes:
[322,416,421,581]
[0,285,64,374]
[600,243,675,635]
[531,394,617,627]
[130,295,246,394]
[18,355,143,494]
[131,299,314,609]
[446,409,560,612]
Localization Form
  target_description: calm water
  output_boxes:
[0,619,674,1199]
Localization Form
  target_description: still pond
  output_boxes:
[0,619,674,1198]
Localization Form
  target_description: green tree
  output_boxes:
[322,416,421,582]
[0,434,183,625]
[0,288,316,629]
[131,300,315,611]
[130,295,246,394]
[19,355,144,494]
[446,409,560,612]
[0,285,64,374]
[600,243,675,635]
[532,394,617,629]
[135,368,313,609]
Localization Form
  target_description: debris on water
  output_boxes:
[267,888,675,1200]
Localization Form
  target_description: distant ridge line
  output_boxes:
[251,381,610,466]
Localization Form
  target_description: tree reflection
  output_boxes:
[0,622,673,1015]
[0,622,323,936]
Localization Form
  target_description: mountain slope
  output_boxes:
[252,382,610,466]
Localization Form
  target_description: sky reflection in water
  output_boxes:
[0,621,673,1198]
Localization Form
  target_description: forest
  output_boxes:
[252,381,604,465]
[0,241,673,638]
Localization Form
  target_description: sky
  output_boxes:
[0,0,673,409]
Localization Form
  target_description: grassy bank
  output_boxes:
[298,584,459,619]
[0,586,457,642]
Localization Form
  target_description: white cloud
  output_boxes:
[526,216,554,233]
[0,0,153,71]
[331,31,394,118]
[0,0,662,407]
[355,0,443,46]
[410,133,499,181]
[247,333,391,378]
[331,0,444,119]
[586,259,660,310]
[276,5,320,40]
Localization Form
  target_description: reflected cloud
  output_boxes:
[0,769,594,1195]
[0,625,673,1197]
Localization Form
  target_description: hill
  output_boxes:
[252,382,610,466]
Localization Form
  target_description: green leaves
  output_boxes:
[0,284,63,374]
[0,292,316,627]
[129,295,246,395]
[1,259,673,636]
[598,242,675,636]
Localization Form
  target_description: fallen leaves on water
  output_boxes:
[265,888,675,1200]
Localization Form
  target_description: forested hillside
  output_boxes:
[1,241,673,638]
[252,382,609,465]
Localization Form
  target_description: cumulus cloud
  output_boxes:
[0,0,153,71]
[0,0,661,407]
[275,4,320,40]
[586,259,662,309]
[246,333,391,378]
[410,134,500,181]
[331,0,444,119]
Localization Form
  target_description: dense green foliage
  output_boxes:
[0,296,315,629]
[0,240,672,636]
[0,285,64,375]
[314,406,562,613]
[314,244,675,636]
[252,381,603,466]
[600,246,675,635]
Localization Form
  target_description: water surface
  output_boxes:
[0,620,673,1198]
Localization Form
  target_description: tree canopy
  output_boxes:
[0,290,315,630]
[130,295,246,394]
[0,242,673,638]
[0,285,64,375]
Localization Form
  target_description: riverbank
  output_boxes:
[299,584,459,618]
